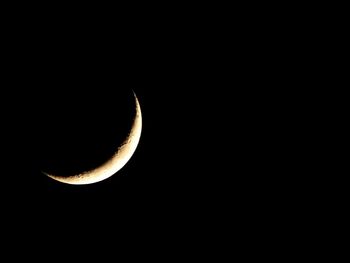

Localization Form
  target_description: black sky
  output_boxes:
[1,16,233,248]
[0,5,313,259]
[3,79,204,220]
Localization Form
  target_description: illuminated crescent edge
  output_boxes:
[43,92,142,185]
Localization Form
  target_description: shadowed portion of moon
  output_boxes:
[37,89,139,181]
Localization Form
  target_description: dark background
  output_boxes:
[0,17,261,223]
[1,30,219,234]
[0,5,324,259]
[0,9,289,254]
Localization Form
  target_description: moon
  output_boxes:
[43,91,142,185]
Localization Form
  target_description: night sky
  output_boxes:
[1,18,231,252]
[0,5,306,259]
[3,84,206,225]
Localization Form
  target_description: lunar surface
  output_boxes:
[43,91,142,185]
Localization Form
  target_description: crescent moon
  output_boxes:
[43,92,142,185]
